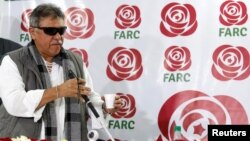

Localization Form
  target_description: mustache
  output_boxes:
[51,40,63,45]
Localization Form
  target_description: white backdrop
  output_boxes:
[1,0,250,141]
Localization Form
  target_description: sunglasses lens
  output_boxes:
[44,28,58,35]
[39,27,67,36]
[58,27,67,35]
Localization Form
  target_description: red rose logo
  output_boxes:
[219,0,248,26]
[20,9,32,32]
[111,93,136,119]
[106,47,143,81]
[64,7,95,40]
[69,48,89,67]
[160,3,198,37]
[212,45,250,81]
[115,4,141,29]
[157,90,248,141]
[164,46,191,72]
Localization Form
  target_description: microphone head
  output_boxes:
[87,130,99,140]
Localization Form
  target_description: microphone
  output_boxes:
[67,69,100,118]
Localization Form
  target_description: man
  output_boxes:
[0,3,121,141]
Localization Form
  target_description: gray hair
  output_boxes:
[29,3,65,27]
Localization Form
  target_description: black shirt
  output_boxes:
[0,38,22,61]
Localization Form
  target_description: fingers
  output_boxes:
[68,78,86,87]
[72,78,90,95]
[78,85,91,96]
[61,78,90,98]
[77,78,86,85]
[114,95,122,104]
[114,102,122,110]
[113,96,123,110]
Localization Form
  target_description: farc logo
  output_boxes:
[115,4,141,29]
[219,0,248,26]
[160,3,198,37]
[163,46,192,83]
[64,7,95,40]
[108,93,136,132]
[219,0,248,37]
[106,47,143,81]
[164,46,191,72]
[212,45,250,81]
[114,4,141,40]
[157,90,248,141]
[20,9,32,42]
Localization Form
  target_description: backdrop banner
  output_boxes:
[1,0,250,141]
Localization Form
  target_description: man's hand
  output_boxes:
[102,95,123,114]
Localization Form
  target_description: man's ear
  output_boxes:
[29,28,36,40]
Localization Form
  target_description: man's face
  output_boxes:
[29,17,65,61]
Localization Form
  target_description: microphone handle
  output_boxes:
[83,96,100,118]
[68,70,100,118]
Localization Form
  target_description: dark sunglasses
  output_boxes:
[34,26,67,36]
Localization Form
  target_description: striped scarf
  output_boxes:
[28,43,82,141]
